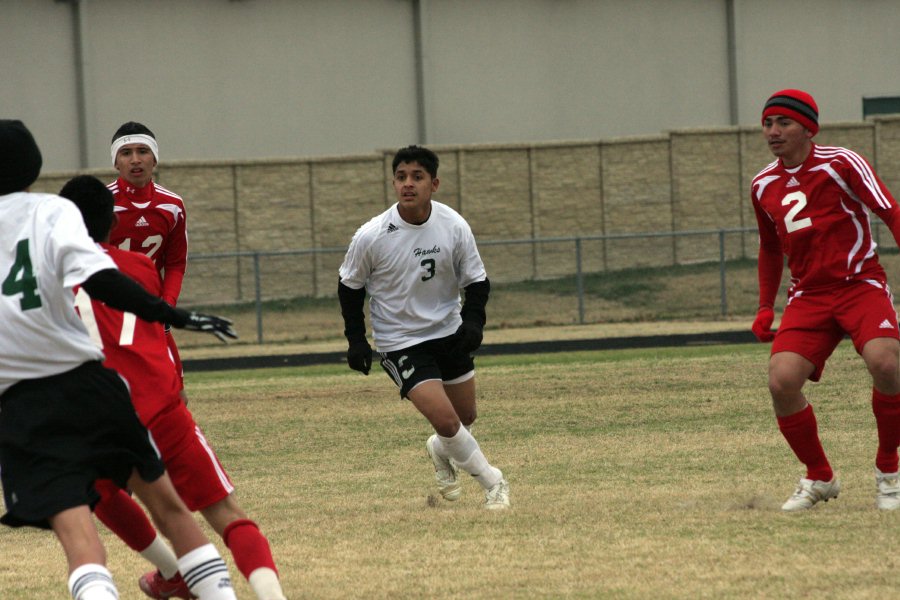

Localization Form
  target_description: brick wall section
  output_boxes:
[235,162,314,299]
[309,156,385,296]
[875,117,900,198]
[671,129,744,265]
[34,116,900,303]
[530,143,604,279]
[454,147,534,283]
[601,136,673,270]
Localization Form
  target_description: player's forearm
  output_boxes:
[460,278,490,326]
[337,280,367,342]
[879,207,900,251]
[161,269,185,306]
[82,268,186,327]
[757,246,783,309]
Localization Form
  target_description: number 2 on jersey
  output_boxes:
[2,239,42,310]
[782,191,812,233]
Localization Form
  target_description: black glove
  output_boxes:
[451,321,483,355]
[347,338,373,375]
[171,309,238,343]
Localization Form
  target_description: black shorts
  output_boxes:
[0,361,165,529]
[379,334,475,398]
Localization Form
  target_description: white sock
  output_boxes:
[177,544,236,600]
[438,426,502,489]
[248,567,287,600]
[68,564,119,600]
[140,535,180,580]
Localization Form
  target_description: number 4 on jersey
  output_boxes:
[2,239,42,310]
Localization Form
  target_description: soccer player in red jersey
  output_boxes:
[751,89,900,511]
[0,121,237,600]
[61,175,287,600]
[107,122,189,395]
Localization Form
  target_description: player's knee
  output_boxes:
[433,418,461,438]
[201,496,247,536]
[868,357,900,392]
[767,370,805,406]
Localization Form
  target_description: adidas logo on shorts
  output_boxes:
[879,319,894,330]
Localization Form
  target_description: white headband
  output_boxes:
[111,134,159,165]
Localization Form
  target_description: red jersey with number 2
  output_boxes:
[74,244,181,424]
[751,143,900,292]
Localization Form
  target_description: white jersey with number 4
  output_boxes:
[339,201,487,352]
[0,192,114,394]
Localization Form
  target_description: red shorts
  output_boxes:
[772,279,900,381]
[146,401,233,511]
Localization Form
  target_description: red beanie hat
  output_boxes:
[762,89,819,135]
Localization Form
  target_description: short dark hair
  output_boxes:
[392,145,439,178]
[111,121,155,143]
[59,175,115,242]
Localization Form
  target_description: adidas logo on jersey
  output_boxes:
[135,216,150,227]
[879,319,894,330]
[786,176,800,187]
[386,223,399,234]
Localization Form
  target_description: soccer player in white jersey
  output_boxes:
[750,89,900,511]
[0,120,238,600]
[338,145,510,510]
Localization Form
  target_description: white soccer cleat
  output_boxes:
[781,477,840,511]
[484,478,510,510]
[426,434,461,501]
[875,469,900,510]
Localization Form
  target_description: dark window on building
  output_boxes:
[863,96,900,118]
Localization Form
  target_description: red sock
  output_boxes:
[93,480,157,552]
[872,388,900,473]
[776,403,833,482]
[222,519,278,579]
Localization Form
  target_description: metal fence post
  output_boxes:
[253,252,263,343]
[575,237,584,324]
[718,229,727,316]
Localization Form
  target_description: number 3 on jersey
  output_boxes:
[2,239,42,310]
[782,191,812,233]
[420,258,435,281]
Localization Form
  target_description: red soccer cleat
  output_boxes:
[138,570,196,599]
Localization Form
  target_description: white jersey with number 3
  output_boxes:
[0,192,114,394]
[339,201,487,352]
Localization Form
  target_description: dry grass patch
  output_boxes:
[1,342,896,598]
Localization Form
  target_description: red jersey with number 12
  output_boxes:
[74,244,181,425]
[107,178,187,306]
[751,143,900,292]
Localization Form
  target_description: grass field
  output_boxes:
[1,341,895,598]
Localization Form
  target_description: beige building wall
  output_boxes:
[4,1,900,173]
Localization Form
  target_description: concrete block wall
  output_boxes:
[32,115,900,303]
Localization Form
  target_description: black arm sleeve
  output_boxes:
[460,278,490,327]
[338,279,367,342]
[81,268,187,327]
